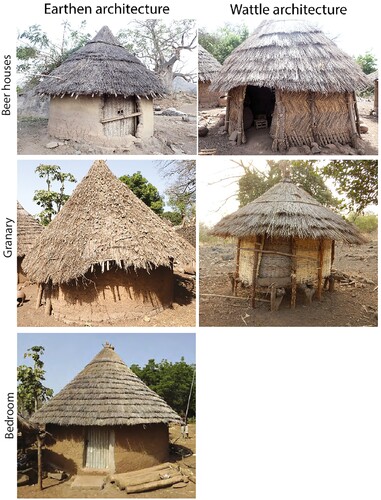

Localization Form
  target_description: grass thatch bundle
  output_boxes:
[22,160,195,284]
[198,44,222,82]
[17,201,43,258]
[31,344,182,426]
[212,19,368,93]
[36,26,166,98]
[212,178,364,244]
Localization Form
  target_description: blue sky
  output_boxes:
[17,332,195,394]
[17,159,173,216]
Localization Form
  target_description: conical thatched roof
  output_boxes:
[212,178,364,244]
[31,344,182,426]
[35,26,165,98]
[17,201,43,258]
[22,161,195,284]
[198,44,222,83]
[212,19,368,93]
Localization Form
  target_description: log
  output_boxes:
[118,469,175,488]
[101,112,141,124]
[35,284,43,309]
[200,293,248,300]
[110,462,173,484]
[125,474,184,494]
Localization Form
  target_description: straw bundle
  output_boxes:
[31,344,182,426]
[36,26,166,98]
[198,45,222,83]
[212,20,368,93]
[22,160,195,284]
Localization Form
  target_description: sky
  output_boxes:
[17,332,195,394]
[17,159,176,216]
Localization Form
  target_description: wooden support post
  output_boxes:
[224,93,230,132]
[347,92,359,148]
[37,433,43,490]
[317,240,324,300]
[290,237,297,309]
[270,285,276,312]
[234,240,241,296]
[352,92,361,135]
[331,240,335,267]
[328,275,335,292]
[251,237,259,309]
[374,80,378,116]
[35,284,43,309]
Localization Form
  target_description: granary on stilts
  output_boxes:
[198,45,222,108]
[211,20,369,151]
[22,160,195,324]
[35,26,165,145]
[17,201,43,283]
[30,343,182,474]
[211,177,364,310]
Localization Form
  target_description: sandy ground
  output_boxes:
[198,98,378,155]
[17,94,197,155]
[199,233,378,327]
[17,272,196,327]
[17,424,196,499]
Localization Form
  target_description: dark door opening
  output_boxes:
[243,86,275,131]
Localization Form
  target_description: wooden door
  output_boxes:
[85,427,114,469]
[102,96,136,136]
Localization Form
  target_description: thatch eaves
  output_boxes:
[211,178,364,244]
[17,201,44,258]
[22,160,195,285]
[35,26,166,98]
[30,344,182,426]
[198,44,222,83]
[212,19,368,93]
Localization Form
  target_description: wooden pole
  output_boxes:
[224,92,230,132]
[234,239,241,296]
[347,92,359,148]
[331,240,335,267]
[35,284,43,309]
[374,80,378,116]
[37,433,43,490]
[317,240,324,300]
[251,237,259,308]
[290,237,297,309]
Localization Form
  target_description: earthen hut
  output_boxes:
[211,20,368,151]
[17,201,43,283]
[22,160,195,324]
[30,343,182,474]
[198,45,222,108]
[35,26,165,145]
[211,177,364,310]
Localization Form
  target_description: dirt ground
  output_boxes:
[199,233,378,327]
[17,424,196,499]
[198,98,378,155]
[17,272,196,327]
[17,94,197,155]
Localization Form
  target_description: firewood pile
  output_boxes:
[110,462,194,494]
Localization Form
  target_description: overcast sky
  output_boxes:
[17,332,195,394]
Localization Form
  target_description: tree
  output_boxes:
[17,346,54,417]
[119,171,164,215]
[33,164,77,225]
[322,160,378,212]
[355,51,377,75]
[198,23,249,63]
[17,21,91,88]
[237,160,340,208]
[118,20,197,92]
[159,160,196,225]
[130,358,196,418]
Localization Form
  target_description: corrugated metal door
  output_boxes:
[85,427,110,469]
[102,96,136,136]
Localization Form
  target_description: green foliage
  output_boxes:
[347,213,378,233]
[17,346,54,417]
[355,52,377,75]
[17,21,91,88]
[120,171,164,215]
[199,23,249,63]
[130,358,196,418]
[322,160,378,213]
[162,211,183,226]
[33,164,77,225]
[159,160,196,224]
[238,160,340,208]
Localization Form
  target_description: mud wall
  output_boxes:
[135,98,154,138]
[198,81,220,108]
[47,265,174,325]
[44,425,85,474]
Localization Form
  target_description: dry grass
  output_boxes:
[17,201,43,258]
[198,45,221,83]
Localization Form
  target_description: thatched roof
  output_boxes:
[212,178,364,244]
[18,414,39,434]
[22,161,195,285]
[212,20,368,93]
[35,26,166,98]
[198,44,222,83]
[31,343,182,426]
[17,201,43,258]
